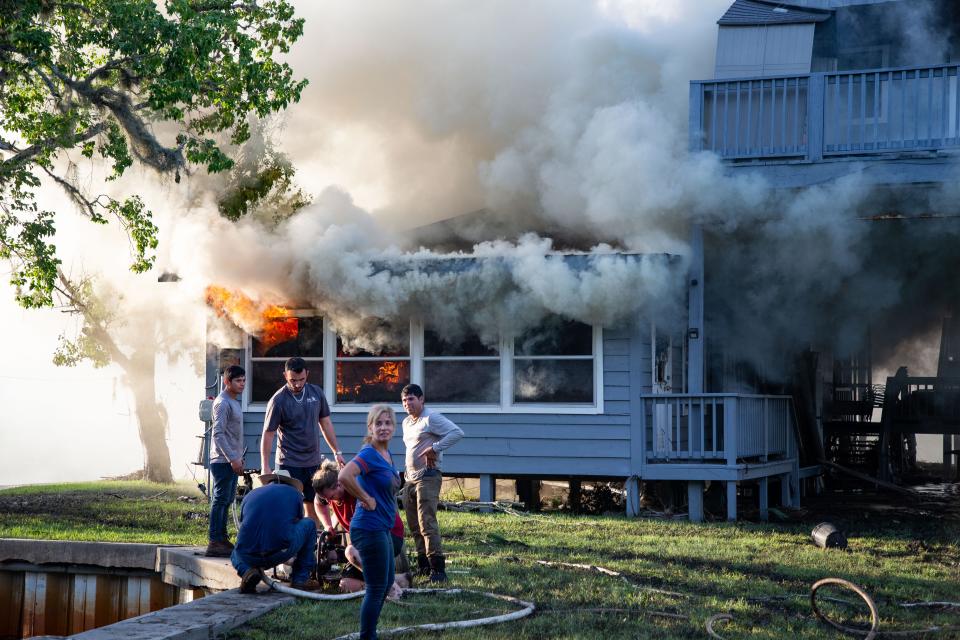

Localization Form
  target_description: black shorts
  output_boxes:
[278,464,319,502]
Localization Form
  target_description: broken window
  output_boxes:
[335,320,410,404]
[249,316,324,403]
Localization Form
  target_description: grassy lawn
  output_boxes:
[230,507,960,639]
[1,482,958,638]
[0,481,210,545]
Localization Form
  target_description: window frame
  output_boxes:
[244,311,325,408]
[244,316,604,414]
[333,320,412,406]
[421,324,501,407]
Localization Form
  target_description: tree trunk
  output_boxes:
[126,348,173,483]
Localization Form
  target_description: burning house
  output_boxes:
[198,0,960,522]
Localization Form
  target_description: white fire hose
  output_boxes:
[256,570,536,638]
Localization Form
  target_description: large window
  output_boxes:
[249,316,323,403]
[335,320,410,404]
[513,317,594,404]
[423,328,499,404]
[245,314,600,410]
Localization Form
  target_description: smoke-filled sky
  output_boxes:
[1,0,955,485]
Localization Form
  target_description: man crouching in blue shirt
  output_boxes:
[231,470,319,593]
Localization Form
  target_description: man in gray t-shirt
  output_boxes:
[261,357,345,529]
[206,365,246,557]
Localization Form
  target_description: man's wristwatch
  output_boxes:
[335,450,343,456]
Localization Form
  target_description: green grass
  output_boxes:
[0,481,210,544]
[2,482,958,638]
[229,511,960,640]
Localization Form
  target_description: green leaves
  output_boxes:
[110,196,158,273]
[0,0,307,307]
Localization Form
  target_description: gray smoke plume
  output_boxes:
[167,0,960,382]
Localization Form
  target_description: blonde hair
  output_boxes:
[311,459,340,496]
[363,404,397,444]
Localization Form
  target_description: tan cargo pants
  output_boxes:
[403,472,443,559]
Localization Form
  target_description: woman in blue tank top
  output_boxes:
[339,403,401,639]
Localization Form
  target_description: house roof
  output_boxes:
[718,0,833,26]
[370,252,682,277]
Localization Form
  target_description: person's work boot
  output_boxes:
[291,578,322,591]
[204,540,233,558]
[428,555,447,583]
[240,568,262,594]
[415,553,430,578]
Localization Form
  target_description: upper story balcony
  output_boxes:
[692,0,960,187]
[691,63,960,165]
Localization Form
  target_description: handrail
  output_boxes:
[639,393,793,399]
[692,61,960,161]
[640,393,795,464]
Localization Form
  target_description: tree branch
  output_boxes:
[0,121,109,169]
[55,269,132,369]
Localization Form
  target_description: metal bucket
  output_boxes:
[811,522,848,549]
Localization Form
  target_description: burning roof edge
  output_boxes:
[368,251,684,277]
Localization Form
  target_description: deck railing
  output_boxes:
[883,376,960,420]
[639,393,796,464]
[691,63,960,161]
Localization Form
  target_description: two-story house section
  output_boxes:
[690,0,960,484]
[693,0,960,187]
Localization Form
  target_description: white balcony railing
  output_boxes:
[639,393,796,465]
[691,63,960,161]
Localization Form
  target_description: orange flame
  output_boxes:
[205,285,296,353]
[336,361,406,400]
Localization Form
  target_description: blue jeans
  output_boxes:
[351,527,395,640]
[231,518,317,584]
[208,463,238,543]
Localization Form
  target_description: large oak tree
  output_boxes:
[0,0,306,306]
[1,0,307,481]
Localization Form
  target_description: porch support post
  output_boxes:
[479,474,496,504]
[726,481,738,522]
[780,473,791,507]
[688,224,705,394]
[625,477,641,517]
[758,478,769,522]
[569,479,582,513]
[944,434,954,481]
[790,460,801,508]
[955,435,960,481]
[516,478,541,512]
[688,481,705,523]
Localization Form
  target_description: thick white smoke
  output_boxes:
[173,0,960,377]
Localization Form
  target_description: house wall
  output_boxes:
[234,325,655,480]
[715,24,816,79]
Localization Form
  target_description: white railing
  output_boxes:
[691,63,960,161]
[639,393,796,464]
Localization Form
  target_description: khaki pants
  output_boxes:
[403,473,443,559]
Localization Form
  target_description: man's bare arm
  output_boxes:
[260,428,276,474]
[319,416,346,466]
